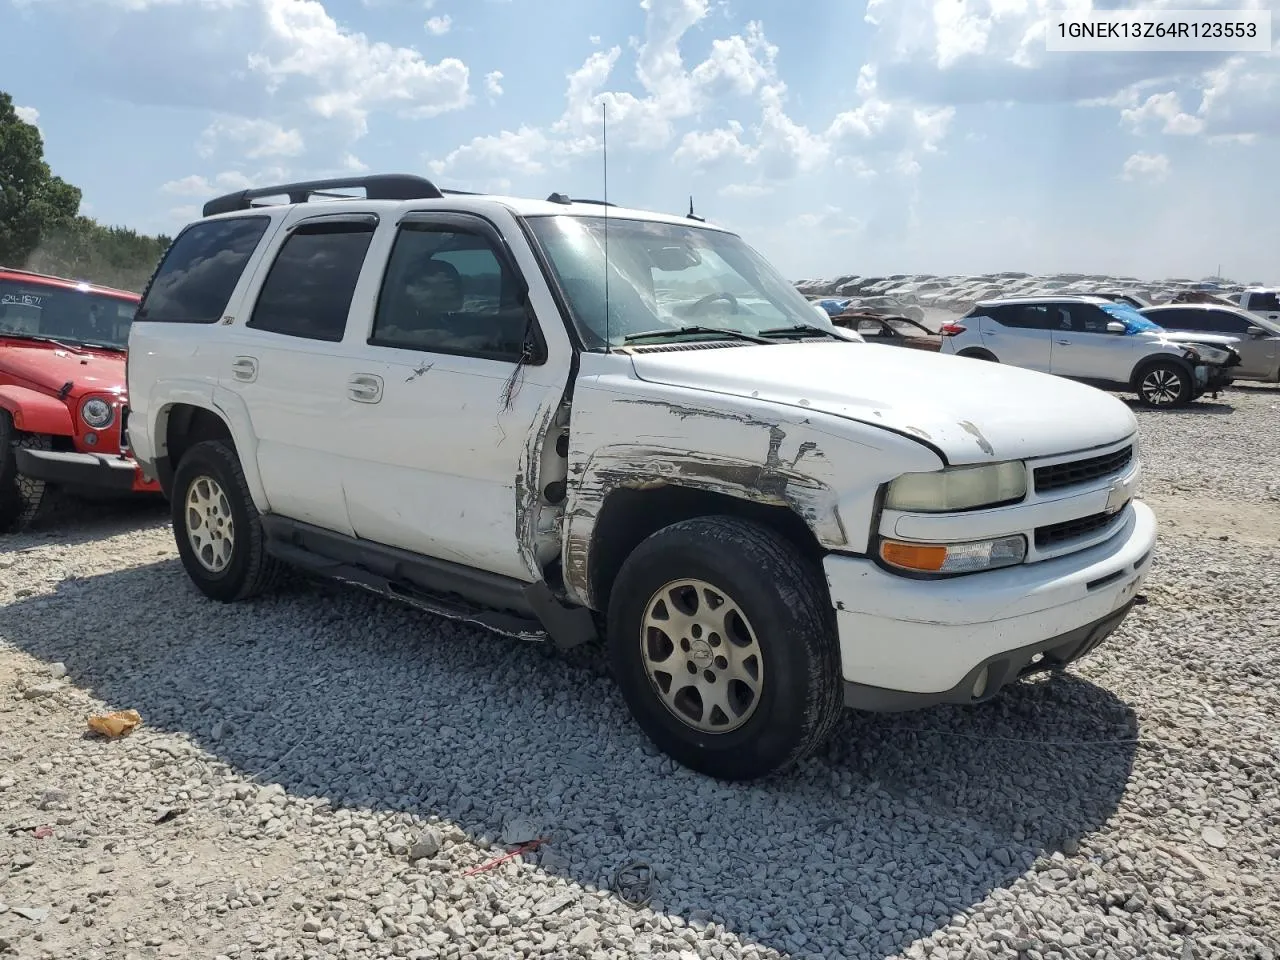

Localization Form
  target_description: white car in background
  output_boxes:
[939,295,1242,407]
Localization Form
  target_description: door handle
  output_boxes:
[231,356,258,382]
[347,373,384,404]
[1056,339,1071,345]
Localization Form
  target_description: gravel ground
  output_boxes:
[2,386,1279,960]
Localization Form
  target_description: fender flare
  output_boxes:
[0,385,75,436]
[560,442,845,609]
[151,386,271,514]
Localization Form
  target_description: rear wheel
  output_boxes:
[606,516,843,781]
[0,412,53,533]
[171,439,284,602]
[1136,361,1192,408]
[958,349,997,362]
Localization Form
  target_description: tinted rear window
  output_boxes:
[137,216,271,323]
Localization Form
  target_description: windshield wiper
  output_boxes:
[758,325,844,340]
[1,333,84,351]
[622,325,772,345]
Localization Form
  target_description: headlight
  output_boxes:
[1191,344,1229,364]
[81,398,115,429]
[883,461,1027,513]
[880,535,1027,574]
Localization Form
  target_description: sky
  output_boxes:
[4,0,1279,282]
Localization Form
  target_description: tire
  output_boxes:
[958,349,997,362]
[0,411,53,533]
[171,439,284,602]
[606,516,843,781]
[1135,360,1192,408]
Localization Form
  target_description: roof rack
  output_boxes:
[546,193,616,207]
[202,174,445,218]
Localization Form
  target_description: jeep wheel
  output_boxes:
[606,516,843,781]
[171,439,283,602]
[0,412,53,533]
[1137,361,1192,408]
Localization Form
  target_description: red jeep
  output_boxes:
[0,267,161,531]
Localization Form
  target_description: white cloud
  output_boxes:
[425,14,451,35]
[673,121,756,167]
[247,0,471,137]
[485,70,504,99]
[341,152,369,172]
[1121,152,1170,182]
[429,125,557,183]
[197,116,305,159]
[160,171,255,195]
[1120,91,1205,136]
[14,105,41,131]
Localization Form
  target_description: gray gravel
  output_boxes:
[2,386,1279,960]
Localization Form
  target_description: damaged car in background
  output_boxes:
[941,295,1241,408]
[830,311,941,352]
[127,174,1157,781]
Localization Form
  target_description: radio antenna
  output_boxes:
[602,101,611,354]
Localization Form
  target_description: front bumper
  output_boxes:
[825,499,1157,710]
[1197,363,1234,392]
[14,448,161,495]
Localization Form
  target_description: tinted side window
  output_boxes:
[1205,310,1252,334]
[371,223,529,360]
[991,304,1050,329]
[137,216,270,323]
[1063,304,1110,333]
[247,221,375,342]
[1249,292,1280,311]
[1148,309,1194,330]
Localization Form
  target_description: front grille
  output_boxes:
[119,405,131,452]
[1034,444,1133,494]
[1035,511,1119,550]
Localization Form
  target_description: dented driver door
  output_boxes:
[334,211,574,582]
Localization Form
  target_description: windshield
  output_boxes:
[1100,302,1162,335]
[524,215,842,349]
[0,280,137,349]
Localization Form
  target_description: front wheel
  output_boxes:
[0,412,53,533]
[606,516,843,781]
[171,439,284,602]
[1136,361,1192,408]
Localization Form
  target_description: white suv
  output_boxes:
[939,295,1241,407]
[126,175,1157,780]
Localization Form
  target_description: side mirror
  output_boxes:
[1248,325,1268,338]
[1105,321,1126,334]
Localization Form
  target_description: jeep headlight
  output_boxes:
[81,398,114,429]
[884,461,1027,513]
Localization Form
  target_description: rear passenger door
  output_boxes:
[218,212,378,536]
[980,304,1051,370]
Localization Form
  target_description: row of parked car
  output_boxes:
[0,172,1227,780]
[819,292,1280,408]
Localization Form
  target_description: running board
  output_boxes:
[259,517,597,647]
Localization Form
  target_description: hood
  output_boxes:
[628,341,1137,466]
[1147,331,1240,348]
[0,338,126,400]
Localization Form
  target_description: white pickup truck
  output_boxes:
[1236,288,1280,323]
[125,175,1157,780]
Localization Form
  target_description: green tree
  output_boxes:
[0,91,82,266]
